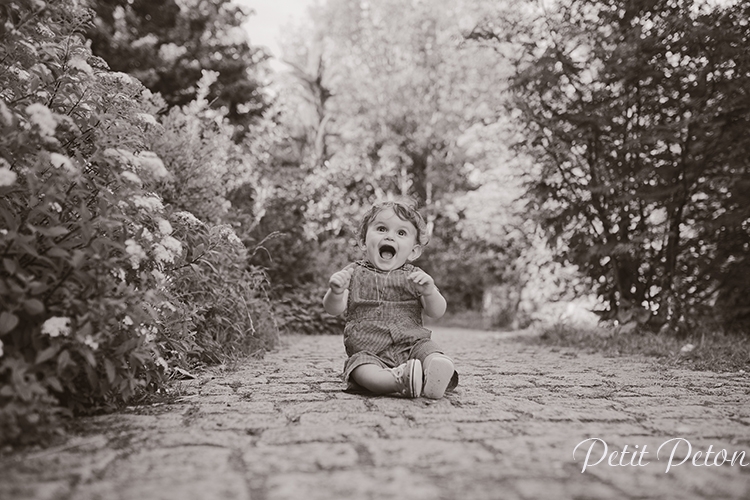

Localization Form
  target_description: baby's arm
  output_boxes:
[409,270,447,319]
[323,266,353,316]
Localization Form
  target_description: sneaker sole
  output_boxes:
[423,355,454,399]
[409,360,423,398]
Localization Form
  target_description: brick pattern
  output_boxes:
[2,327,749,500]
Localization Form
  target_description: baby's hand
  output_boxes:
[328,268,353,295]
[409,270,437,296]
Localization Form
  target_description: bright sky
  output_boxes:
[239,0,315,61]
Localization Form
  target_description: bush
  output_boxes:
[0,1,276,445]
[167,217,278,360]
[271,283,345,336]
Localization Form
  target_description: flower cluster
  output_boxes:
[41,316,71,337]
[0,160,17,186]
[25,103,57,139]
[125,239,148,269]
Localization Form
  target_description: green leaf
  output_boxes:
[57,350,72,370]
[0,311,19,334]
[46,376,64,392]
[23,299,45,316]
[46,247,70,258]
[28,224,70,237]
[2,258,17,275]
[104,358,116,383]
[81,348,97,368]
[36,345,60,364]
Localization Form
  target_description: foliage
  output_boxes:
[0,0,275,445]
[166,217,278,362]
[85,0,271,138]
[291,0,512,209]
[270,283,345,336]
[477,0,750,334]
[251,0,543,330]
[149,69,257,223]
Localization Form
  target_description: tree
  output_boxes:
[85,0,270,138]
[245,0,549,325]
[478,0,750,332]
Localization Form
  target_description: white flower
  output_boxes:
[125,238,147,269]
[155,356,169,371]
[135,152,168,178]
[160,235,183,257]
[152,243,173,264]
[141,228,154,242]
[157,218,172,236]
[0,100,13,126]
[0,165,17,187]
[49,153,76,173]
[135,113,159,126]
[215,225,243,246]
[122,315,134,326]
[151,269,166,282]
[41,316,71,337]
[108,72,134,86]
[82,335,99,350]
[68,57,93,75]
[25,103,57,138]
[10,65,30,81]
[121,171,142,185]
[50,202,62,213]
[138,325,157,343]
[173,211,203,227]
[131,195,164,212]
[228,232,242,246]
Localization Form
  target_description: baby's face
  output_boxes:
[363,208,422,271]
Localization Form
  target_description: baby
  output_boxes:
[323,200,458,398]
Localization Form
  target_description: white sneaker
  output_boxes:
[422,354,454,399]
[390,359,422,398]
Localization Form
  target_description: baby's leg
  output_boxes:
[351,361,422,398]
[409,339,458,399]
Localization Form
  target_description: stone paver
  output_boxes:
[2,327,749,500]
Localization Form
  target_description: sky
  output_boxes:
[239,0,315,61]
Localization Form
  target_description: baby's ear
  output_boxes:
[407,245,423,261]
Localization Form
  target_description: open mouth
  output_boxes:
[379,244,396,260]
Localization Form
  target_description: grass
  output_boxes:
[535,323,750,373]
[431,309,749,373]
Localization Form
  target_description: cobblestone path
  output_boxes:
[2,327,749,500]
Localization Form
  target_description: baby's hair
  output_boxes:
[358,199,429,247]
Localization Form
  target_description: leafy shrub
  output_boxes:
[167,217,278,360]
[0,1,276,445]
[271,283,345,336]
[0,0,172,443]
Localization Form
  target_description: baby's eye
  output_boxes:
[376,226,386,232]
[398,230,407,236]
